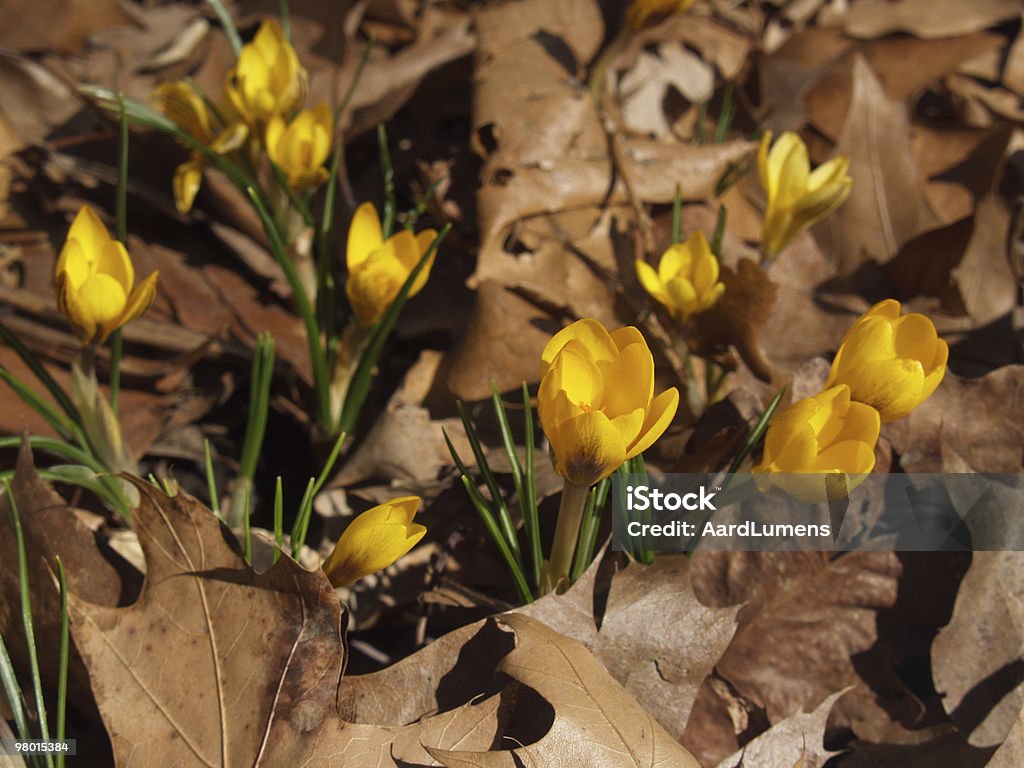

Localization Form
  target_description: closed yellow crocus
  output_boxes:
[825,299,948,423]
[636,231,725,322]
[627,0,694,28]
[345,202,437,327]
[321,496,426,587]
[153,82,248,213]
[266,103,332,191]
[226,19,307,127]
[753,385,880,501]
[538,319,679,488]
[55,205,159,346]
[759,130,851,260]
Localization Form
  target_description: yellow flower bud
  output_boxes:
[265,103,333,190]
[825,299,948,423]
[54,205,159,346]
[753,385,880,501]
[627,0,694,28]
[758,130,851,260]
[635,231,725,322]
[226,20,307,126]
[345,202,437,327]
[538,319,679,487]
[153,82,248,213]
[321,496,426,587]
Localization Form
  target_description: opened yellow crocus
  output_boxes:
[321,496,426,587]
[153,82,248,213]
[759,131,851,260]
[226,20,307,127]
[55,205,158,346]
[266,103,332,190]
[627,0,694,28]
[636,231,725,322]
[345,202,437,327]
[753,385,879,501]
[825,300,947,423]
[538,319,679,488]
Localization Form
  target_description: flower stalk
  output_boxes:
[544,480,592,593]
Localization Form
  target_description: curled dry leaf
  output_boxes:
[932,552,1024,747]
[428,613,702,768]
[825,56,940,273]
[520,554,740,739]
[687,551,902,765]
[716,690,846,768]
[692,258,778,382]
[844,0,1022,40]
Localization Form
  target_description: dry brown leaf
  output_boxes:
[693,258,778,381]
[690,551,901,739]
[520,554,740,739]
[0,0,127,53]
[716,690,845,768]
[0,52,79,157]
[826,56,941,273]
[69,480,346,765]
[429,613,702,767]
[618,44,713,137]
[1005,15,1024,96]
[883,366,1024,472]
[950,194,1017,325]
[989,707,1024,767]
[932,552,1024,747]
[1,442,134,707]
[844,0,1022,40]
[804,33,1005,142]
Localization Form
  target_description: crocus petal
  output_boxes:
[76,273,128,335]
[97,240,134,293]
[56,239,90,291]
[65,205,110,265]
[173,157,204,214]
[636,260,670,306]
[599,342,653,419]
[626,386,679,458]
[56,273,97,344]
[540,318,617,376]
[322,497,426,587]
[116,271,160,330]
[658,242,692,283]
[347,202,384,269]
[553,410,628,487]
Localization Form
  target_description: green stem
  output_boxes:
[546,481,591,592]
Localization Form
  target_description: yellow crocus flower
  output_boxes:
[153,82,248,213]
[55,205,159,346]
[345,202,437,327]
[825,300,948,423]
[635,231,725,322]
[759,130,851,260]
[627,0,694,28]
[265,103,333,191]
[538,319,679,487]
[753,385,880,501]
[225,20,307,127]
[321,496,426,587]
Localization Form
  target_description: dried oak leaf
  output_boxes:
[428,613,702,768]
[716,690,846,768]
[824,56,941,274]
[69,480,511,765]
[692,258,778,382]
[932,552,1024,747]
[519,554,740,740]
[883,366,1024,473]
[844,0,1022,40]
[688,551,902,753]
[990,706,1024,767]
[0,441,135,719]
